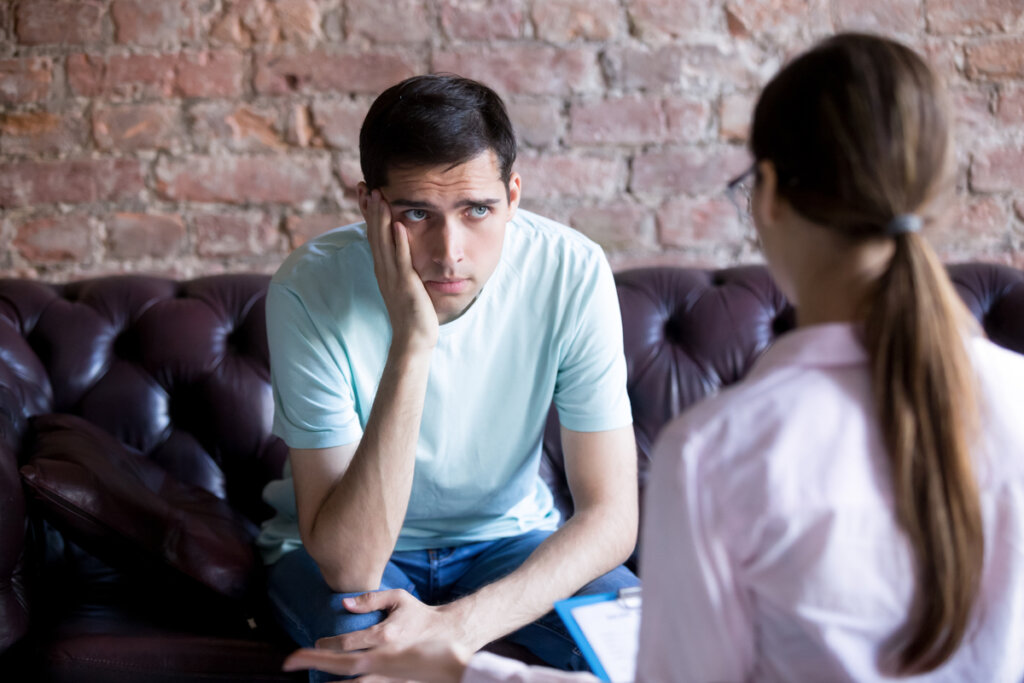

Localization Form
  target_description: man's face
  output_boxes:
[364,150,521,324]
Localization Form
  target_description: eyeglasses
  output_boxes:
[725,163,759,248]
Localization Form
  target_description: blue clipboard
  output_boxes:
[554,587,642,683]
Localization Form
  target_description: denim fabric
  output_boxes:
[267,529,639,682]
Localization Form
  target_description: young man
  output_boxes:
[257,74,638,679]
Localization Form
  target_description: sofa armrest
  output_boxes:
[0,412,29,654]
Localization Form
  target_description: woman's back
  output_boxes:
[638,324,1024,682]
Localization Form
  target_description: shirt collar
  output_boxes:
[747,322,869,380]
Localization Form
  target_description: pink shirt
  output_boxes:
[466,324,1024,683]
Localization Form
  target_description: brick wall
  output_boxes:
[1,0,1023,280]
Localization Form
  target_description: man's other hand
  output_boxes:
[315,589,479,653]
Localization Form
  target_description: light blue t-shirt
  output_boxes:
[257,209,632,563]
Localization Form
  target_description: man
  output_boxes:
[257,74,638,679]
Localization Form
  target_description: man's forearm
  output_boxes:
[303,344,432,592]
[443,501,638,650]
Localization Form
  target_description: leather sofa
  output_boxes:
[2,263,1023,682]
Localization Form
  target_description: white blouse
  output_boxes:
[466,324,1024,683]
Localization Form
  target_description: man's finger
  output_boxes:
[318,627,381,652]
[343,588,406,614]
[392,221,414,274]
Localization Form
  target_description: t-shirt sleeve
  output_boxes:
[265,281,363,449]
[553,253,632,432]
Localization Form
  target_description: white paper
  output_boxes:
[571,598,641,683]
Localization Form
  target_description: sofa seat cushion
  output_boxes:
[20,414,261,602]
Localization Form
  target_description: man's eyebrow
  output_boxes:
[388,198,503,209]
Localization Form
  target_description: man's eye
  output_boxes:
[469,206,490,218]
[404,209,428,222]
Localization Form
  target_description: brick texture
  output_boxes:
[0,57,53,104]
[0,1,1021,279]
[16,1,104,46]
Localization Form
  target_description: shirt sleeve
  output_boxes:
[462,653,601,683]
[635,421,757,682]
[265,281,363,449]
[553,253,632,433]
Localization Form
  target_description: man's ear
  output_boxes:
[506,172,522,220]
[356,181,371,219]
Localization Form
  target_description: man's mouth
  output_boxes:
[425,279,470,295]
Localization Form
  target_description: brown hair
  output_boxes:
[750,33,983,674]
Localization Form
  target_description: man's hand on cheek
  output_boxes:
[366,190,439,353]
[314,589,479,653]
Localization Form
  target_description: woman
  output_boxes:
[283,33,1024,683]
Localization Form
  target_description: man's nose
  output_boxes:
[433,221,464,265]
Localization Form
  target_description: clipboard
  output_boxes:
[554,587,642,683]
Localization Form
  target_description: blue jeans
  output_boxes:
[267,529,639,682]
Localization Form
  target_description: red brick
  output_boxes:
[514,154,625,199]
[16,1,103,45]
[212,0,323,47]
[929,195,1008,251]
[14,214,94,262]
[570,202,655,249]
[507,99,564,149]
[627,0,717,42]
[287,212,361,248]
[725,0,831,40]
[68,53,177,98]
[106,213,186,259]
[190,102,288,152]
[532,0,623,42]
[155,155,332,204]
[290,103,316,147]
[570,95,665,146]
[254,50,420,95]
[657,196,746,248]
[665,96,713,144]
[0,57,53,104]
[1015,199,1024,222]
[311,101,368,150]
[719,92,756,142]
[0,159,145,208]
[195,212,281,257]
[94,103,183,152]
[440,0,523,41]
[967,38,1024,80]
[951,86,995,139]
[346,0,431,44]
[971,143,1024,193]
[925,0,1023,35]
[834,0,922,33]
[111,0,201,46]
[604,43,763,93]
[916,38,964,86]
[997,85,1024,125]
[0,111,88,155]
[335,155,364,196]
[176,50,245,97]
[633,146,751,196]
[433,46,600,96]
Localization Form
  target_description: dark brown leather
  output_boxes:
[0,263,1021,680]
[21,413,261,602]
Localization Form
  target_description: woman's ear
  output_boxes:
[751,159,779,230]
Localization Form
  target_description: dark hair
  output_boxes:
[358,73,517,192]
[751,33,982,675]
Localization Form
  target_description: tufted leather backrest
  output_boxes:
[3,264,1024,653]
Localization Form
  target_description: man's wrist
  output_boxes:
[439,597,493,652]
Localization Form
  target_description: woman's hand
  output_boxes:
[283,640,471,683]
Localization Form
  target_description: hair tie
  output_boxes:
[885,214,922,236]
